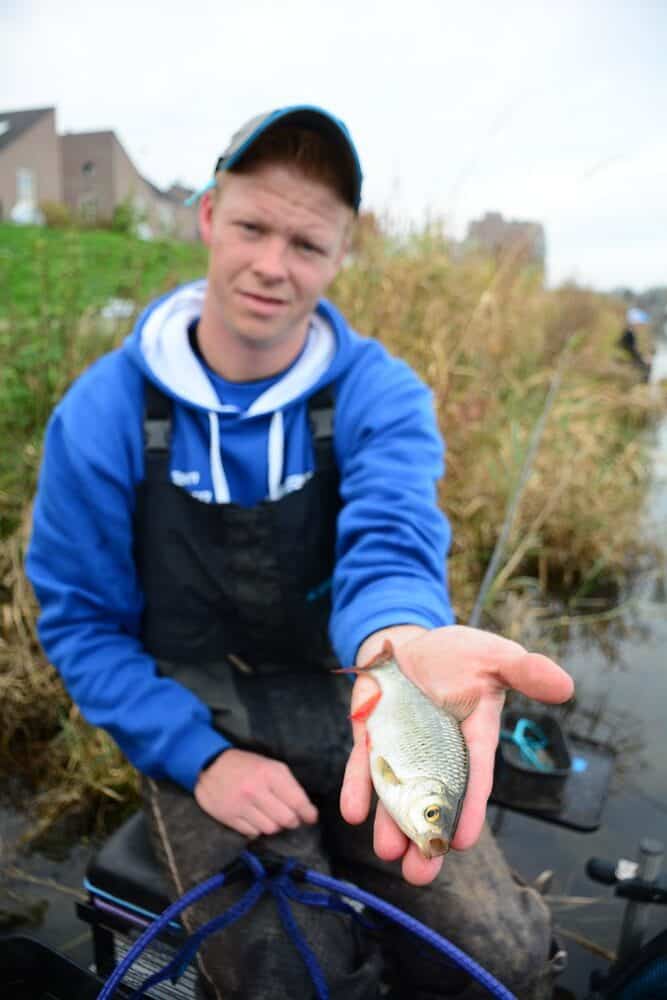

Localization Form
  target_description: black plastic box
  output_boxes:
[0,935,106,1000]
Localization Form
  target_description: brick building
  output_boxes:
[466,211,546,268]
[0,106,198,240]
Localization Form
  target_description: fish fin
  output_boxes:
[441,690,479,723]
[349,689,382,722]
[333,639,397,677]
[359,639,396,670]
[375,755,402,785]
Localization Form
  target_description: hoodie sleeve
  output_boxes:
[330,346,455,666]
[25,368,228,791]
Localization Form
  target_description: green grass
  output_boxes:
[0,224,207,536]
[0,224,207,317]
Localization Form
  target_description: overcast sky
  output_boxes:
[2,0,665,291]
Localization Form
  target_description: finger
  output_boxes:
[340,674,378,824]
[452,697,502,850]
[269,768,319,824]
[494,651,574,704]
[340,738,372,824]
[259,792,302,830]
[373,800,408,861]
[243,805,282,837]
[401,841,444,886]
[348,674,381,745]
[233,817,261,839]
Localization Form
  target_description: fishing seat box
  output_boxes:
[0,935,105,1000]
[78,811,197,999]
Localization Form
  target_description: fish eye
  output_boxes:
[424,805,441,824]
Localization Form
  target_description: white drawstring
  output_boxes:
[267,411,284,501]
[208,410,285,503]
[208,412,230,503]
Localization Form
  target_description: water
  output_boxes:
[495,345,667,996]
[1,348,665,998]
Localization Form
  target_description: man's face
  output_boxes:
[199,163,352,355]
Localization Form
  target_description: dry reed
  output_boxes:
[0,221,663,837]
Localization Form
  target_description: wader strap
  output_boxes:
[308,387,336,473]
[142,382,336,481]
[143,382,172,480]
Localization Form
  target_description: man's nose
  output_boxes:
[252,237,288,283]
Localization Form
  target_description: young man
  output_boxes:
[27,106,573,999]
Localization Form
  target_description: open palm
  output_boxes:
[339,626,574,885]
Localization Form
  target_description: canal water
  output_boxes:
[1,348,665,999]
[495,340,667,996]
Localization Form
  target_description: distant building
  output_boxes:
[466,211,546,269]
[0,106,199,240]
[0,107,61,224]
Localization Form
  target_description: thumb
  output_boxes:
[495,652,574,704]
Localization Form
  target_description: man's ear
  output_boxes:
[198,190,216,247]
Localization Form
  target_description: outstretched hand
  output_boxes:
[339,625,574,885]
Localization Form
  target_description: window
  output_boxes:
[0,121,9,138]
[16,168,36,202]
[82,161,95,176]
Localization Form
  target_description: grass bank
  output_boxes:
[0,220,662,843]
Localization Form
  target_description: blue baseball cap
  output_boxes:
[185,104,363,211]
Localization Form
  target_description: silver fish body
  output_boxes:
[363,653,471,858]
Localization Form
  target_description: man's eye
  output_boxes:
[296,240,320,255]
[240,222,260,234]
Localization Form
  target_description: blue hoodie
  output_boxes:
[26,280,454,791]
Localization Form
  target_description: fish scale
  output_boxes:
[368,663,468,794]
[356,646,472,857]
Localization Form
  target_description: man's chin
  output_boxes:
[233,313,311,349]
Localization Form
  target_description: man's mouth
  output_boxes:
[239,290,288,309]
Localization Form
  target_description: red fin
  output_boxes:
[349,690,382,722]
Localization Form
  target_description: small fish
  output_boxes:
[345,640,476,859]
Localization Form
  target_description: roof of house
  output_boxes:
[0,107,54,154]
[143,176,194,204]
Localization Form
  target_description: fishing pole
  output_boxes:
[467,339,576,628]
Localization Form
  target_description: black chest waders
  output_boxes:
[134,381,388,999]
[131,381,556,1000]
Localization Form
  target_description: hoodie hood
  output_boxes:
[123,280,350,503]
[125,279,341,416]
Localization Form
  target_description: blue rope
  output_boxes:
[96,851,517,1000]
[125,878,265,999]
[269,867,329,1000]
[95,868,227,1000]
[305,867,518,1000]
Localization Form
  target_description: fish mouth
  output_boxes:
[422,836,449,859]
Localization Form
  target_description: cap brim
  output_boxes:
[185,104,362,210]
